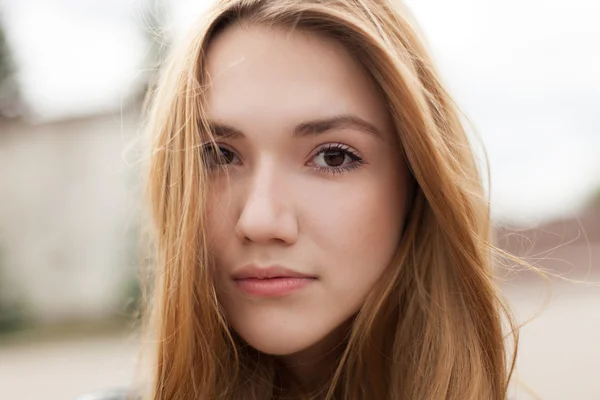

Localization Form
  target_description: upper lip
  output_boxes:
[232,265,316,280]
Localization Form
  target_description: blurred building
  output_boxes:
[496,199,600,282]
[0,0,169,331]
[0,105,142,327]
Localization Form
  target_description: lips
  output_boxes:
[232,265,316,280]
[231,266,316,297]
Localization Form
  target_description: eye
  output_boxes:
[310,143,365,174]
[201,143,240,167]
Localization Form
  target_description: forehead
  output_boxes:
[204,23,393,135]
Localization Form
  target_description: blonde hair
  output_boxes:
[141,0,518,398]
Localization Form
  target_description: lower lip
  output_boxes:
[234,277,316,297]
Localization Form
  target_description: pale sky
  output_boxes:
[2,0,599,223]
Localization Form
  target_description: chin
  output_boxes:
[234,324,322,356]
[250,341,306,356]
[245,335,318,356]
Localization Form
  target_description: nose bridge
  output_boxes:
[247,159,283,212]
[235,158,297,243]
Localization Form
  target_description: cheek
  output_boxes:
[205,185,236,262]
[307,174,405,288]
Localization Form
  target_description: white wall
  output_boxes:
[0,109,142,324]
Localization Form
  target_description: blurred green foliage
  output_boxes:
[0,246,29,334]
[0,14,21,117]
[0,20,13,83]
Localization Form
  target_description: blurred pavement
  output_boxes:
[0,330,139,400]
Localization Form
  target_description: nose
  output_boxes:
[234,162,299,245]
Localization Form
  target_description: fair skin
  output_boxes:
[205,23,408,385]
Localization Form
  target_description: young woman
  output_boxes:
[137,0,518,398]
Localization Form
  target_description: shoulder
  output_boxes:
[74,388,137,400]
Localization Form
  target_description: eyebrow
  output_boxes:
[208,115,384,140]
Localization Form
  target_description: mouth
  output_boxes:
[233,276,316,297]
[232,265,317,297]
[232,265,317,280]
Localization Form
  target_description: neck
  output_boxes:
[277,319,352,391]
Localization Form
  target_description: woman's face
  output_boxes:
[205,24,408,357]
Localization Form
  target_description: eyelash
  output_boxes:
[309,143,365,175]
[200,142,365,176]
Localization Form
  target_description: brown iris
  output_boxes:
[203,145,236,166]
[323,150,346,167]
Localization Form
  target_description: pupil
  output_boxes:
[203,145,234,165]
[219,148,234,164]
[324,150,345,167]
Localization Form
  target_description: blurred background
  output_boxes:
[0,0,598,399]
